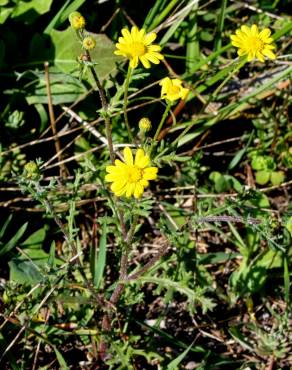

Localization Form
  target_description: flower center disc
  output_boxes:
[249,37,264,52]
[130,42,146,57]
[169,85,180,95]
[128,166,142,183]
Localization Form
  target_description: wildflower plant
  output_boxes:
[2,2,291,369]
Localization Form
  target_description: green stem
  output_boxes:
[123,66,134,143]
[149,103,171,155]
[173,58,246,147]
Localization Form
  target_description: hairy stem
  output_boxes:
[149,102,171,155]
[83,49,115,164]
[123,66,135,143]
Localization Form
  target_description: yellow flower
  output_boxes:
[230,24,276,62]
[69,12,86,30]
[105,147,158,198]
[160,77,189,102]
[114,26,164,69]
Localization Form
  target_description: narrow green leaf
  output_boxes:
[92,220,107,289]
[48,241,56,269]
[0,214,12,240]
[228,131,254,170]
[167,341,195,370]
[284,257,290,305]
[0,222,28,256]
[53,347,69,370]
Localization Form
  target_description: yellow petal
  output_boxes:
[138,28,146,39]
[143,32,157,45]
[131,26,139,40]
[126,183,135,197]
[140,55,151,68]
[135,149,149,168]
[115,159,126,168]
[134,183,144,198]
[121,28,132,42]
[256,51,265,62]
[180,87,189,100]
[111,180,126,192]
[143,167,158,180]
[241,25,251,36]
[105,173,120,182]
[262,48,276,59]
[130,56,139,68]
[148,45,161,52]
[123,147,133,165]
[259,28,271,41]
[140,179,149,187]
[145,53,160,64]
[250,24,258,36]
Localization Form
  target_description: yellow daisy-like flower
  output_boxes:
[114,26,164,69]
[160,77,189,102]
[230,24,276,62]
[105,147,158,198]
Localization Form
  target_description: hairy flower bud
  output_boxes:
[24,161,40,181]
[139,117,152,132]
[69,11,86,30]
[82,36,96,50]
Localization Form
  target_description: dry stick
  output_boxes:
[44,62,67,178]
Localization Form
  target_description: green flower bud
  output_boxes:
[69,11,86,30]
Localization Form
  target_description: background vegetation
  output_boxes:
[0,0,291,369]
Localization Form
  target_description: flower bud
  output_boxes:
[139,117,152,132]
[82,36,96,50]
[69,11,86,30]
[24,161,40,181]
